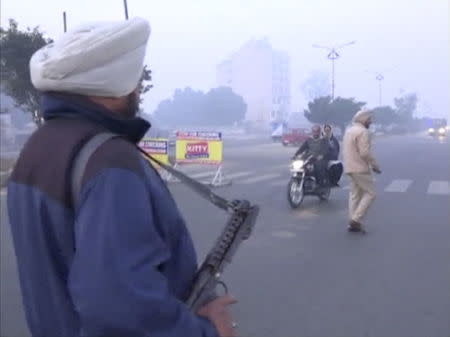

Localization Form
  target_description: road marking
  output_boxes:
[189,171,216,179]
[225,171,252,179]
[384,179,412,193]
[427,181,450,195]
[240,173,281,184]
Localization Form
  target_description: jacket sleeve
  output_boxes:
[295,140,309,157]
[357,131,379,169]
[68,168,218,337]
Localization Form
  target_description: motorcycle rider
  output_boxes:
[293,125,330,187]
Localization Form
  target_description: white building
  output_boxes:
[216,38,291,124]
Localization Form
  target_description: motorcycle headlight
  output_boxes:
[438,127,446,134]
[291,160,304,171]
[428,128,435,133]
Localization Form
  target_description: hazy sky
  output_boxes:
[1,0,449,119]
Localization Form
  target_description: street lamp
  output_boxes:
[375,73,384,106]
[366,65,397,106]
[312,41,356,100]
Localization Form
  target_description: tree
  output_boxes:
[304,96,366,133]
[202,87,246,126]
[304,96,332,125]
[394,92,418,123]
[152,86,247,127]
[138,65,153,113]
[0,19,52,116]
[371,106,398,126]
[300,70,331,102]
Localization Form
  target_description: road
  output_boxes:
[1,133,449,337]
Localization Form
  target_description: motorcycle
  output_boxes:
[287,154,334,209]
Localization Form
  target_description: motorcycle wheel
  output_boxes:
[287,178,304,208]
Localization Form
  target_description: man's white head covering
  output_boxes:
[353,109,372,124]
[30,17,151,97]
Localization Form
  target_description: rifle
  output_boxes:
[185,199,259,311]
[137,147,260,311]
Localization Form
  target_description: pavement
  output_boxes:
[1,133,449,337]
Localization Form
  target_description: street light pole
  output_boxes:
[328,49,339,100]
[63,11,67,32]
[312,41,355,101]
[376,73,384,106]
[123,0,129,20]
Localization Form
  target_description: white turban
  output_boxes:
[30,17,151,97]
[353,109,372,124]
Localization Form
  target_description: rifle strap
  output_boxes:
[71,132,233,212]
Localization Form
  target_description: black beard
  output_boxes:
[120,92,140,118]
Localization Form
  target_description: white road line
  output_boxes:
[240,173,281,184]
[384,179,412,193]
[225,171,253,179]
[427,181,450,195]
[189,171,216,179]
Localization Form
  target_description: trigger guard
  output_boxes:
[216,281,228,295]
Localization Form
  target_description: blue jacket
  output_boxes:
[7,93,218,337]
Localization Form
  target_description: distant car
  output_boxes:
[428,126,447,137]
[282,128,309,146]
[428,127,436,136]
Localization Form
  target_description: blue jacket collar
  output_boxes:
[41,93,150,144]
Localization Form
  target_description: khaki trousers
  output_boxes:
[348,173,376,223]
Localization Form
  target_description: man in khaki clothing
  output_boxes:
[343,110,381,232]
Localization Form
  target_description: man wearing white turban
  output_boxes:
[7,17,235,337]
[343,109,382,232]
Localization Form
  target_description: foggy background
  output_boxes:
[1,0,449,118]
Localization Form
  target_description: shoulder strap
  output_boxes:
[70,131,233,212]
[136,147,232,212]
[71,132,119,208]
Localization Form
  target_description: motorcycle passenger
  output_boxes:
[293,125,330,187]
[323,124,343,187]
[323,124,340,160]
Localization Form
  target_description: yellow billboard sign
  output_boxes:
[139,138,169,167]
[175,131,223,165]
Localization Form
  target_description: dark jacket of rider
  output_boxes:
[294,137,330,158]
[324,135,340,160]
